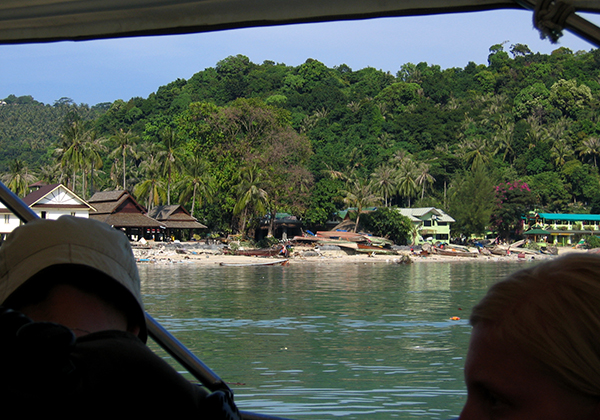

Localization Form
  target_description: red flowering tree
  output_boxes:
[490,180,535,240]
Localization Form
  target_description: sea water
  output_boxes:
[139,260,535,419]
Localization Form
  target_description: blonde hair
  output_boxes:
[471,253,600,397]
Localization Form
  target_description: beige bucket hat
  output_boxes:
[0,215,146,341]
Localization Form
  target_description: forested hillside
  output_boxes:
[0,95,108,172]
[2,43,600,239]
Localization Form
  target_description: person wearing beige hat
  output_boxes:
[0,216,240,419]
[0,215,147,341]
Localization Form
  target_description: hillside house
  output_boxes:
[397,207,455,244]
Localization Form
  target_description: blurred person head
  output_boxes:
[459,253,600,419]
[0,216,146,341]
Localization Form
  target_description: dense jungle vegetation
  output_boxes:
[2,43,600,240]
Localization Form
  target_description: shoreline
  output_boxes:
[133,242,587,266]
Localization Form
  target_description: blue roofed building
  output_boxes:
[525,213,600,245]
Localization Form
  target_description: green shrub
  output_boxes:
[361,207,413,245]
[525,241,540,250]
[256,236,280,248]
[585,236,600,249]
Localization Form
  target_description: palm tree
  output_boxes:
[578,137,600,167]
[322,163,352,182]
[409,222,423,246]
[460,137,492,170]
[456,115,475,143]
[55,120,87,191]
[81,131,106,198]
[177,155,215,216]
[525,115,550,148]
[492,122,515,163]
[551,138,574,168]
[38,163,63,186]
[378,132,395,150]
[396,159,418,207]
[156,127,183,205]
[547,117,571,144]
[342,178,381,233]
[480,94,508,128]
[134,158,166,210]
[392,149,412,166]
[109,129,139,190]
[371,164,397,206]
[233,165,269,236]
[416,162,436,201]
[2,159,36,197]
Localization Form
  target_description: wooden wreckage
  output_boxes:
[292,230,399,255]
[221,230,398,259]
[224,243,289,257]
[415,239,558,259]
[292,230,559,259]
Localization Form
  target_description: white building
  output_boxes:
[0,184,95,237]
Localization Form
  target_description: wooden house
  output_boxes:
[148,205,207,241]
[88,190,162,240]
[257,212,303,240]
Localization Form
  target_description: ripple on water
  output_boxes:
[141,261,533,419]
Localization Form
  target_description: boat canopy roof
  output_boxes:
[1,0,599,46]
[538,213,600,222]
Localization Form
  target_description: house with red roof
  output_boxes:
[0,183,95,236]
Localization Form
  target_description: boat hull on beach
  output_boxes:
[220,259,289,267]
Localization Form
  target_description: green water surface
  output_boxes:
[140,260,535,419]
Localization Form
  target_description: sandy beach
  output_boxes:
[132,241,587,266]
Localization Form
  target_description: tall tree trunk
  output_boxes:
[354,214,361,233]
[166,168,171,205]
[444,181,447,209]
[191,184,197,215]
[267,210,276,237]
[82,169,87,199]
[90,167,95,197]
[122,148,126,190]
[239,208,248,237]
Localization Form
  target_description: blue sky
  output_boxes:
[1,9,598,106]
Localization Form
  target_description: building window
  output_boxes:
[41,211,46,219]
[4,214,9,224]
[423,220,432,227]
[71,212,76,216]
